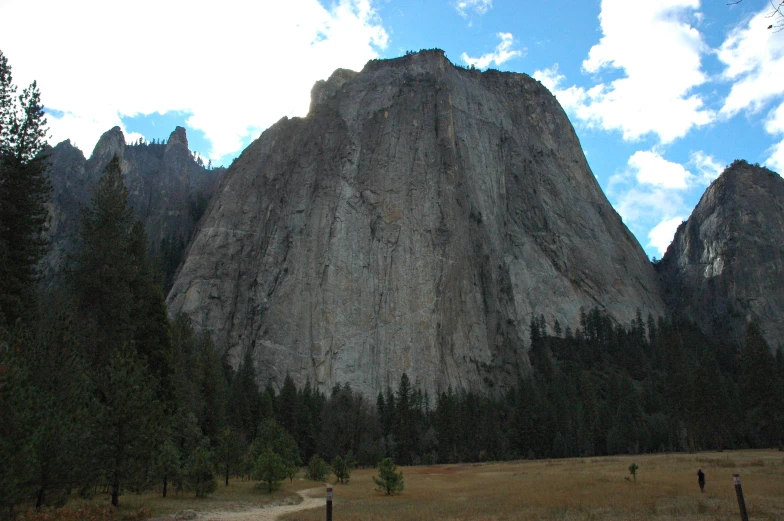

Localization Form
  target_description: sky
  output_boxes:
[0,0,782,259]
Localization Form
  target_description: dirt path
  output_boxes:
[195,486,325,521]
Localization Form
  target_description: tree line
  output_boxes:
[2,47,784,519]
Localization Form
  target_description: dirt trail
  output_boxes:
[196,486,325,521]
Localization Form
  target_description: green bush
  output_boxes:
[306,454,330,481]
[185,441,216,497]
[373,458,404,495]
[253,449,287,492]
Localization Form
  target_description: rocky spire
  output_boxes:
[166,126,188,150]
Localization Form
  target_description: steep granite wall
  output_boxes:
[167,50,666,395]
[659,161,784,350]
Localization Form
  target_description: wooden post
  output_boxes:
[326,486,333,521]
[733,474,749,521]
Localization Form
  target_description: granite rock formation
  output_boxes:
[167,50,666,396]
[42,126,223,288]
[658,160,784,351]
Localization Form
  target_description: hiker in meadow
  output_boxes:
[697,468,705,493]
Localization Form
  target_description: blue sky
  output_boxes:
[0,0,782,258]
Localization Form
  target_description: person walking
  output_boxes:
[697,468,705,493]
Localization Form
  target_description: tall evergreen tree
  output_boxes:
[128,221,174,406]
[742,322,783,447]
[97,347,161,508]
[23,310,96,509]
[228,348,263,442]
[0,50,50,326]
[195,332,228,443]
[72,154,134,368]
[0,324,37,518]
[277,373,298,434]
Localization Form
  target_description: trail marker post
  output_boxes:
[733,474,749,521]
[326,486,333,521]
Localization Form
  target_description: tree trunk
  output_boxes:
[225,464,229,486]
[35,486,45,509]
[112,475,120,508]
[163,475,168,498]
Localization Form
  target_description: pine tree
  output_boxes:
[72,154,134,368]
[170,313,201,418]
[128,221,174,406]
[97,347,161,508]
[305,454,329,481]
[184,439,216,497]
[153,439,181,498]
[742,322,783,447]
[373,457,404,495]
[332,455,350,483]
[277,373,298,434]
[693,349,731,450]
[0,50,51,326]
[25,310,96,508]
[194,332,228,443]
[0,324,37,518]
[227,348,262,441]
[394,373,417,465]
[252,450,286,492]
[295,379,320,463]
[1,307,96,513]
[216,427,242,486]
[250,418,300,473]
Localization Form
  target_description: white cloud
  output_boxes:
[533,0,713,143]
[611,148,724,254]
[455,0,492,18]
[689,150,724,183]
[765,101,784,172]
[532,65,587,110]
[718,8,784,117]
[0,0,388,160]
[628,150,691,189]
[648,217,685,256]
[717,6,784,174]
[613,185,687,225]
[461,33,524,69]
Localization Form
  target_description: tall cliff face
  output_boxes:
[167,50,666,396]
[42,126,223,287]
[659,161,784,350]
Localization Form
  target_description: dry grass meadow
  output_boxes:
[19,478,308,521]
[20,450,784,521]
[282,450,784,521]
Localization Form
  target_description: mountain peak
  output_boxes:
[660,160,784,349]
[167,126,188,150]
[91,126,125,160]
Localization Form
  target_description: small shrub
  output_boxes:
[306,454,330,481]
[332,452,356,484]
[373,457,404,495]
[628,463,639,483]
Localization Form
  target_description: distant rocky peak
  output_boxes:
[91,126,125,160]
[166,126,188,150]
[659,159,784,350]
[310,69,358,113]
[704,160,781,201]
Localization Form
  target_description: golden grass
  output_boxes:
[281,450,784,521]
